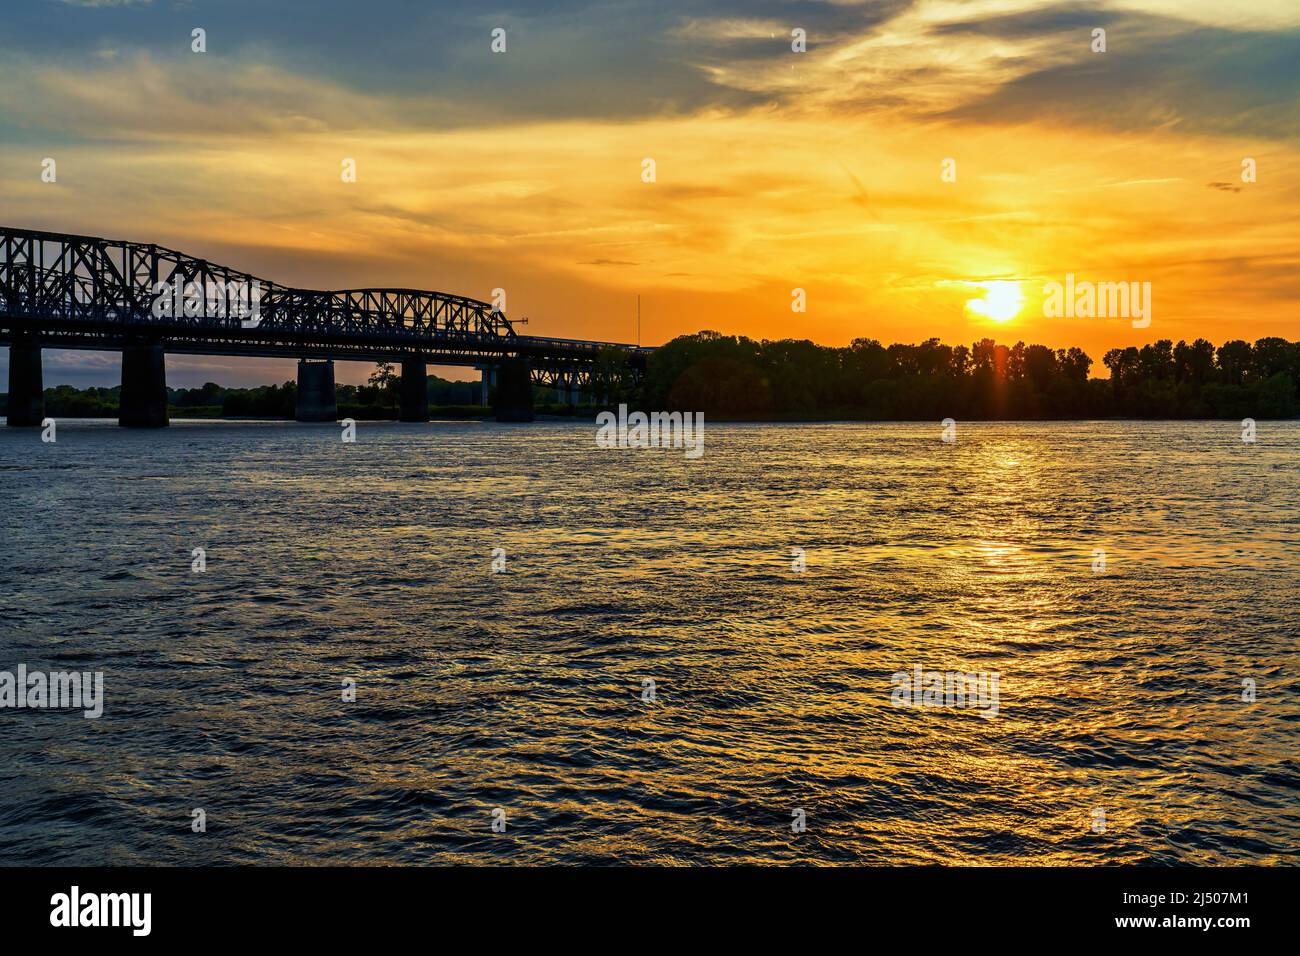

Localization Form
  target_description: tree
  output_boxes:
[638,333,1297,420]
[368,361,399,408]
[1216,340,1252,386]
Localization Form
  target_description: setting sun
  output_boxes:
[965,281,1026,323]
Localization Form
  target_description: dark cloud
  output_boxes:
[3,0,1296,140]
[929,4,1123,38]
[937,15,1300,140]
[2,0,905,127]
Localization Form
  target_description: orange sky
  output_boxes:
[1,0,1296,386]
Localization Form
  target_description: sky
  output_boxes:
[1,0,1297,387]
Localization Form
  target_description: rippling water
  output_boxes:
[0,418,1296,865]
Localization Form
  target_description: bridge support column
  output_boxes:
[119,340,169,428]
[478,366,495,406]
[6,337,44,426]
[296,359,336,422]
[493,357,534,423]
[399,357,429,422]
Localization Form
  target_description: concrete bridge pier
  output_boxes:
[399,356,429,422]
[6,337,44,426]
[119,340,169,428]
[478,365,495,407]
[493,357,534,422]
[296,359,337,422]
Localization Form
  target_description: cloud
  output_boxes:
[2,0,1296,375]
[57,0,152,7]
[933,12,1300,141]
[0,53,408,140]
[4,0,1297,143]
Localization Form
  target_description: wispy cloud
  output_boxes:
[1,0,1296,371]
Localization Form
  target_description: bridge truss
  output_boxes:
[0,226,645,389]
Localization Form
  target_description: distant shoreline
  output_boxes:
[7,332,1298,423]
[11,410,1297,424]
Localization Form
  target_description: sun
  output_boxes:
[965,280,1025,323]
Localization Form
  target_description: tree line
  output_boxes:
[6,333,1297,420]
[4,370,486,419]
[636,332,1300,419]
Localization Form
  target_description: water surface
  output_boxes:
[1,419,1297,864]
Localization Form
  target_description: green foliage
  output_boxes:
[221,382,296,417]
[642,333,1300,419]
[12,337,1295,422]
[40,384,120,417]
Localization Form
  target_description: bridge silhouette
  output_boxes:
[0,226,647,426]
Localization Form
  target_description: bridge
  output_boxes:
[0,226,648,426]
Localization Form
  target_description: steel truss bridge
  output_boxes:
[0,226,648,404]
